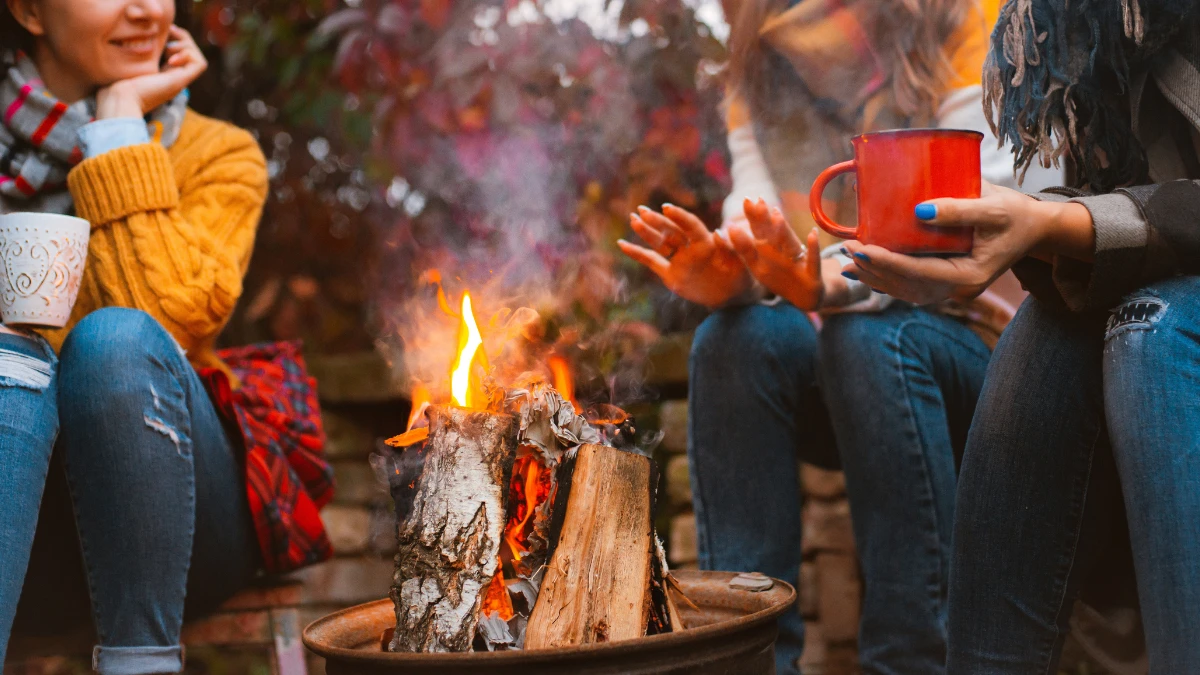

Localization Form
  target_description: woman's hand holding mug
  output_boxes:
[618,204,754,308]
[96,25,207,120]
[839,181,1095,304]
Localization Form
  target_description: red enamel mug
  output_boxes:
[809,128,983,256]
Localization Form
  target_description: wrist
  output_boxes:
[1037,201,1095,262]
[95,85,143,120]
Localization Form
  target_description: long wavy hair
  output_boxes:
[728,0,971,123]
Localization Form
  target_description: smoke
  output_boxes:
[363,3,673,407]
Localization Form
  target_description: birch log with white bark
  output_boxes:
[524,443,653,648]
[388,404,518,653]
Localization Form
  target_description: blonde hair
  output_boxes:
[728,0,970,122]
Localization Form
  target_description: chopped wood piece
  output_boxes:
[524,443,653,649]
[388,405,518,653]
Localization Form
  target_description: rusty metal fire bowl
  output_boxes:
[303,570,796,675]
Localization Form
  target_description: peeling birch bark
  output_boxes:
[388,405,518,653]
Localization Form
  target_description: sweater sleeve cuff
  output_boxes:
[67,143,179,227]
[1056,192,1149,311]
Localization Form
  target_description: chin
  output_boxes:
[98,62,162,84]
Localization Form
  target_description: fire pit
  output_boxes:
[303,569,796,675]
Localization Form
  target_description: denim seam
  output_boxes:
[1037,422,1104,675]
[886,318,949,622]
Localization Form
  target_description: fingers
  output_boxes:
[636,206,687,242]
[841,241,975,287]
[725,219,759,267]
[617,239,670,278]
[661,203,710,241]
[743,199,800,251]
[804,228,821,281]
[913,197,1004,229]
[630,214,669,249]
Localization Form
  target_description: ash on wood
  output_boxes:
[524,443,653,649]
[389,405,518,653]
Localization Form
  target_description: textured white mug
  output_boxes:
[0,212,91,328]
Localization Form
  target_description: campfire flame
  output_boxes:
[481,568,514,621]
[407,382,432,431]
[451,292,485,408]
[504,456,554,561]
[547,355,578,413]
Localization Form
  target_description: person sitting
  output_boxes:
[619,0,1057,672]
[0,1,333,672]
[832,0,1200,671]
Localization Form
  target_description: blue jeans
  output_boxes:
[0,308,259,674]
[689,302,990,675]
[948,277,1200,673]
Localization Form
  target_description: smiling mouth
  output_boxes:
[110,37,159,52]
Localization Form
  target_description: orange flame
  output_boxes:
[450,293,485,408]
[481,568,514,620]
[547,355,578,413]
[407,382,432,430]
[504,456,554,561]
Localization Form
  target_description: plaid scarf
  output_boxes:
[0,50,187,215]
[984,0,1199,191]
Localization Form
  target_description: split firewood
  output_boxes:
[389,405,518,653]
[524,443,653,648]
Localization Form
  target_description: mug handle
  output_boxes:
[809,160,858,240]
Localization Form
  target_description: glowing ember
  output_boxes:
[504,455,554,560]
[480,569,514,621]
[451,293,485,408]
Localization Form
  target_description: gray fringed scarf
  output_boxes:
[984,0,1199,191]
[0,50,188,215]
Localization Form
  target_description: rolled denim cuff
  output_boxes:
[93,645,183,675]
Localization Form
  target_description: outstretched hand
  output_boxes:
[96,26,207,120]
[727,198,826,310]
[618,204,753,308]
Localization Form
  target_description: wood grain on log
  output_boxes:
[524,443,653,649]
[389,405,517,653]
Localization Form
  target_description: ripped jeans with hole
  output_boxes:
[947,275,1200,674]
[0,308,259,675]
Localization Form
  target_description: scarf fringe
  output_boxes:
[984,0,1193,190]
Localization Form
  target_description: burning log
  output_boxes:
[389,404,518,653]
[524,443,654,649]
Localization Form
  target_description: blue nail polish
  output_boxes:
[841,271,859,281]
[914,203,937,220]
[853,252,871,263]
[839,246,849,256]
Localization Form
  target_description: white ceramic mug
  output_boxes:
[0,212,91,328]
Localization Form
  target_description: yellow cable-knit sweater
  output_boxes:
[38,110,266,380]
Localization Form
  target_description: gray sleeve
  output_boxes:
[1019,190,1151,312]
[1053,192,1150,311]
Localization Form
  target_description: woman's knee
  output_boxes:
[690,303,817,382]
[58,309,181,397]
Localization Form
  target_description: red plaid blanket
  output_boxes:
[200,341,334,574]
